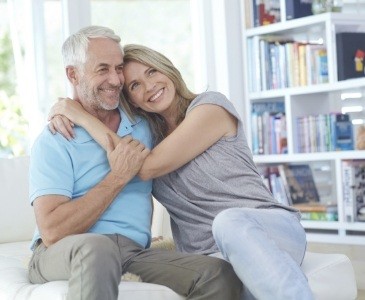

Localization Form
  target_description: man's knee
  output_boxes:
[71,234,120,269]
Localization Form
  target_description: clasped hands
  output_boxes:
[106,134,150,183]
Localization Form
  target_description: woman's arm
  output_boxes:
[48,98,122,148]
[138,104,237,180]
[50,99,238,180]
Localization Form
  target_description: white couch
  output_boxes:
[0,156,358,300]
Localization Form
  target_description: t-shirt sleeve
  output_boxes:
[186,92,244,143]
[186,91,242,122]
[29,129,74,205]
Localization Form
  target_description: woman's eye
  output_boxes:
[131,82,139,90]
[148,68,156,75]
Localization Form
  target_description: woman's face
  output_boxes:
[123,60,176,117]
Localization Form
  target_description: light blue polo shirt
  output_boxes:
[29,107,153,250]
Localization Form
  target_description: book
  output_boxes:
[298,44,308,86]
[300,211,338,221]
[336,32,365,81]
[316,47,329,84]
[247,36,262,92]
[293,202,338,221]
[277,164,292,205]
[258,166,291,206]
[358,206,365,222]
[308,45,328,84]
[331,113,354,151]
[280,164,320,204]
[295,113,353,153]
[293,202,337,213]
[342,161,357,222]
[285,0,313,21]
[251,102,286,155]
[342,160,365,222]
[269,166,291,206]
[252,0,260,27]
[292,42,301,87]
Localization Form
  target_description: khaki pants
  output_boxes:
[29,233,241,300]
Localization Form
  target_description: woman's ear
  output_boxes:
[66,66,79,85]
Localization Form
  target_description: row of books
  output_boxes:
[261,164,338,221]
[260,164,320,207]
[296,113,354,153]
[342,160,365,222]
[293,203,338,221]
[247,37,328,92]
[251,102,287,155]
[246,0,313,28]
[260,162,365,222]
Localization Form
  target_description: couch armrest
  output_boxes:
[0,156,35,243]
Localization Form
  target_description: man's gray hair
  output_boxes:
[62,25,122,69]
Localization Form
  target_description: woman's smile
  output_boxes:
[149,88,164,102]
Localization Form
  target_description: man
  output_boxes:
[28,25,241,300]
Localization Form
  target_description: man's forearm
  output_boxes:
[37,172,127,246]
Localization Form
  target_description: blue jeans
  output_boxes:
[212,208,314,300]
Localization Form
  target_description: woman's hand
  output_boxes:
[48,98,87,140]
[48,98,85,124]
[48,115,75,140]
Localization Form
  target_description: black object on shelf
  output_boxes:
[286,0,313,20]
[336,32,365,81]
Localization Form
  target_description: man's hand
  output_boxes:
[106,134,150,183]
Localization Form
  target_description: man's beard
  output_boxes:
[80,79,120,111]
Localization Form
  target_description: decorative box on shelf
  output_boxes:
[336,32,365,81]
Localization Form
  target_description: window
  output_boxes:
[0,0,28,157]
[91,0,197,90]
[0,0,207,157]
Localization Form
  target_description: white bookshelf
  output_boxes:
[241,5,365,244]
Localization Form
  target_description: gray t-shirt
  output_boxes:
[152,91,300,255]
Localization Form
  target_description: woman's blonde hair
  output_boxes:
[119,44,197,144]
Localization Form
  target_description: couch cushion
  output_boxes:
[0,156,35,243]
[302,251,357,300]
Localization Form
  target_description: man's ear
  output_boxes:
[66,66,79,85]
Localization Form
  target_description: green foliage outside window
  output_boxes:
[0,30,28,157]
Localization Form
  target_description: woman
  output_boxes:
[49,44,313,300]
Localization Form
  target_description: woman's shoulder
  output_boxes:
[188,91,230,110]
[188,91,239,117]
[195,90,228,102]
